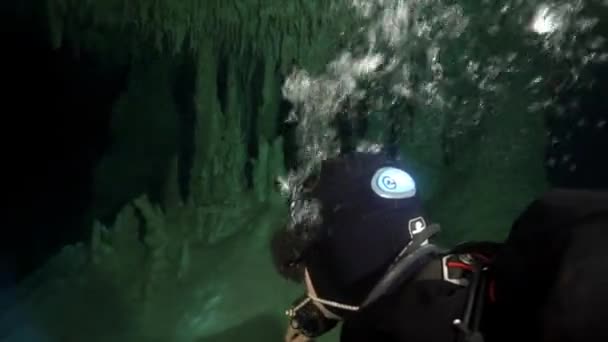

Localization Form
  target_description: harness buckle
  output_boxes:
[442,254,474,286]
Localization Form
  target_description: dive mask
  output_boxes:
[285,294,339,338]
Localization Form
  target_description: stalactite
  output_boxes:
[189,41,221,205]
[177,241,190,280]
[162,155,182,211]
[44,0,357,66]
[224,57,248,197]
[257,56,280,143]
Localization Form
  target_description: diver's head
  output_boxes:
[290,152,433,319]
[270,227,307,284]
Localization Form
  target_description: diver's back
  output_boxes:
[487,189,608,342]
[540,216,608,342]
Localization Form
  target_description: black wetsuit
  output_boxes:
[340,274,470,341]
[338,189,608,342]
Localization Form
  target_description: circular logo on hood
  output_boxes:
[371,167,416,199]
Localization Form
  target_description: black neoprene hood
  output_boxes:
[302,152,428,307]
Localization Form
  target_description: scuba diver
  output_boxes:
[271,151,608,342]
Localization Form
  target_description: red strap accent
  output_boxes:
[447,261,475,272]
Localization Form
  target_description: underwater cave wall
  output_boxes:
[37,0,361,310]
[42,0,556,259]
[43,0,360,226]
[0,2,362,341]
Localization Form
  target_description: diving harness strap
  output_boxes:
[359,221,492,342]
[452,262,490,342]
